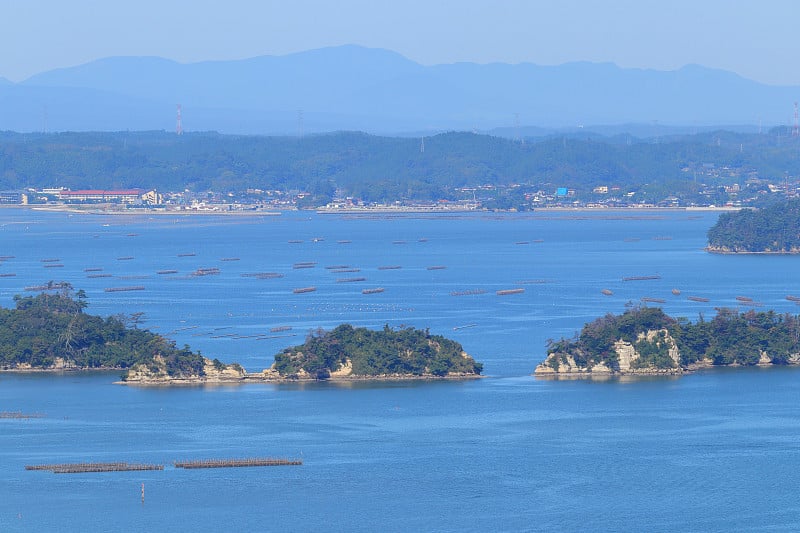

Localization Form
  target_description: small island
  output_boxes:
[0,286,482,384]
[0,286,214,378]
[268,324,483,380]
[129,324,483,385]
[707,198,800,253]
[126,324,483,384]
[535,306,800,378]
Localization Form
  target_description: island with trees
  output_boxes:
[124,324,483,384]
[0,287,482,384]
[267,324,483,380]
[707,198,800,253]
[535,306,800,378]
[0,286,231,379]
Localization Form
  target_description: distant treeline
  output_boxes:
[2,129,800,204]
[707,198,800,253]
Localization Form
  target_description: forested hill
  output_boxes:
[272,324,483,378]
[707,199,800,253]
[539,306,800,375]
[2,129,800,203]
[0,288,204,376]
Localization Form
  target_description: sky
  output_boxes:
[1,0,798,85]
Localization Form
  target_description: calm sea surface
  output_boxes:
[2,208,800,531]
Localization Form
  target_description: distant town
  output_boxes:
[2,167,796,214]
[2,129,800,213]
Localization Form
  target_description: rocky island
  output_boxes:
[0,287,482,384]
[268,324,483,379]
[535,306,800,378]
[707,198,800,253]
[125,324,484,384]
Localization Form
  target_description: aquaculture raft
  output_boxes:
[1,411,44,419]
[362,287,385,294]
[242,272,283,279]
[496,288,525,296]
[173,458,302,469]
[26,462,164,473]
[450,289,486,296]
[293,287,317,294]
[192,267,220,276]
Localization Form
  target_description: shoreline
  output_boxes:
[533,359,800,380]
[0,366,483,384]
[320,206,740,214]
[0,367,124,374]
[0,204,739,217]
[705,246,800,255]
[117,372,485,386]
[23,205,284,217]
[7,362,800,385]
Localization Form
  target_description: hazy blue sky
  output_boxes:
[2,0,797,85]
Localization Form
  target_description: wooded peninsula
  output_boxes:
[707,198,800,253]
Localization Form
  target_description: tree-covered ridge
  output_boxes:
[707,199,800,253]
[273,324,483,378]
[0,288,204,377]
[545,306,800,372]
[2,129,800,205]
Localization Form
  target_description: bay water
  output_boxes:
[2,208,800,531]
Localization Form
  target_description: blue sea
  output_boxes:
[2,208,800,532]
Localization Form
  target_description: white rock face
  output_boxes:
[535,329,681,376]
[124,355,169,382]
[202,359,246,381]
[614,341,638,373]
[534,354,592,375]
[124,356,245,383]
[330,359,353,377]
[614,329,680,373]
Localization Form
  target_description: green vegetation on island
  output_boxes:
[707,198,800,253]
[0,286,206,378]
[0,287,482,383]
[538,306,800,376]
[272,324,483,379]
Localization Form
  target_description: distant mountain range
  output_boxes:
[1,45,798,135]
